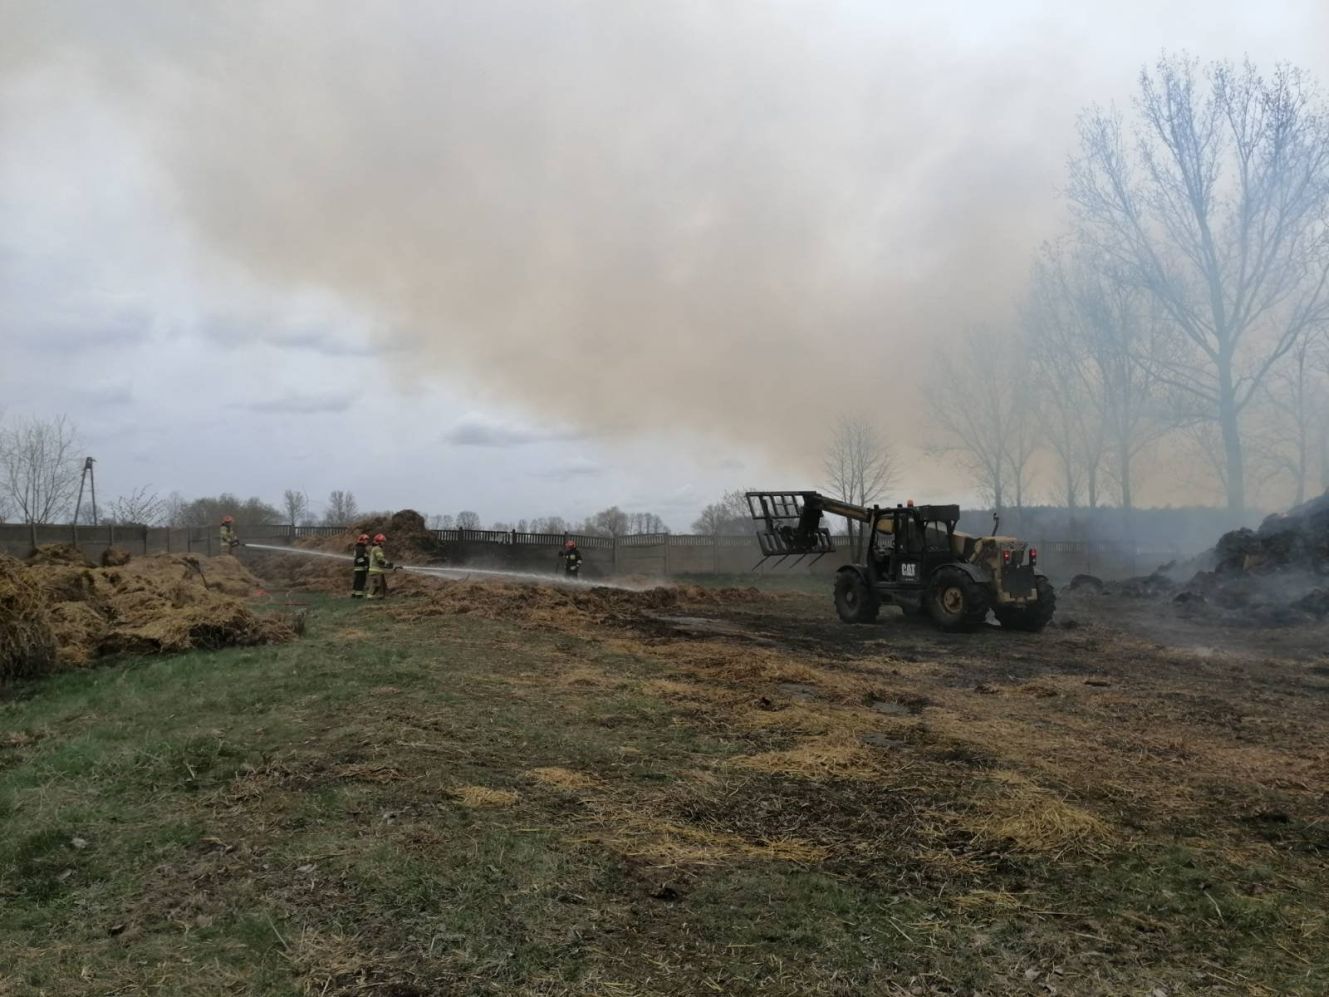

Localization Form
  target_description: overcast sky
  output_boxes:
[2,1,1326,528]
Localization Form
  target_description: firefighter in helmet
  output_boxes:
[351,533,371,598]
[366,533,395,600]
[218,515,239,556]
[557,538,583,577]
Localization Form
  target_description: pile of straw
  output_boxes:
[10,546,294,670]
[0,555,58,680]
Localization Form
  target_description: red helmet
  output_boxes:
[357,534,370,544]
[222,515,234,524]
[373,533,387,544]
[564,539,577,550]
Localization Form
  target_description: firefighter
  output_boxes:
[557,538,583,577]
[218,515,239,556]
[351,534,371,598]
[366,533,395,600]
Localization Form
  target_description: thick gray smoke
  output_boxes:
[4,1,1326,476]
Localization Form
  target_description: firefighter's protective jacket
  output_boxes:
[369,544,390,574]
[353,545,370,574]
[220,524,237,550]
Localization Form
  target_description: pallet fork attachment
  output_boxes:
[746,492,836,569]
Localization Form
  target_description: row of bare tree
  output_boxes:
[935,56,1329,514]
[427,508,669,537]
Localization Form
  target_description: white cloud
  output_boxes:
[530,457,605,480]
[239,395,353,415]
[443,412,584,448]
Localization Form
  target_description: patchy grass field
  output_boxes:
[2,580,1328,995]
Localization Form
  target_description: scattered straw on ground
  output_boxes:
[732,734,892,780]
[526,767,601,790]
[453,785,519,808]
[967,771,1114,855]
[953,890,1029,911]
[581,809,827,866]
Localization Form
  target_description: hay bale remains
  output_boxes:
[26,543,91,567]
[100,546,132,567]
[0,555,58,680]
[7,552,293,669]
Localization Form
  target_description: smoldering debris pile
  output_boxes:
[343,509,447,563]
[1091,492,1329,625]
[0,546,294,678]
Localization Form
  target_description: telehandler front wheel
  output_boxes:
[927,566,990,631]
[834,570,880,624]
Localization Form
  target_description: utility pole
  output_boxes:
[71,457,97,543]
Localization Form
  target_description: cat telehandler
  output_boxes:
[746,491,1055,632]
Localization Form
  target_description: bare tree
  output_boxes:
[823,416,897,549]
[455,510,481,530]
[1027,241,1176,511]
[1319,339,1329,493]
[179,494,282,528]
[105,486,165,525]
[324,489,359,525]
[427,513,455,530]
[1255,333,1328,505]
[529,515,569,534]
[929,330,1037,511]
[161,490,188,527]
[1069,57,1329,511]
[693,489,752,536]
[1026,245,1108,508]
[584,506,629,538]
[0,414,82,544]
[626,511,668,535]
[282,489,310,527]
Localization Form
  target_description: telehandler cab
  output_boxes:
[746,491,1055,632]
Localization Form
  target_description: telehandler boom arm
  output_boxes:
[745,491,969,564]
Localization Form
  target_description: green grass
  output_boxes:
[2,593,1326,995]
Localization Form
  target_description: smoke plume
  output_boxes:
[4,1,1327,482]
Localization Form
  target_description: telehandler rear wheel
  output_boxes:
[927,566,989,631]
[834,570,880,624]
[994,575,1057,632]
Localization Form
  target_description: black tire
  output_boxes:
[834,570,880,624]
[994,575,1057,632]
[927,566,990,631]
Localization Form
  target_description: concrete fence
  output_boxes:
[0,521,1180,582]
